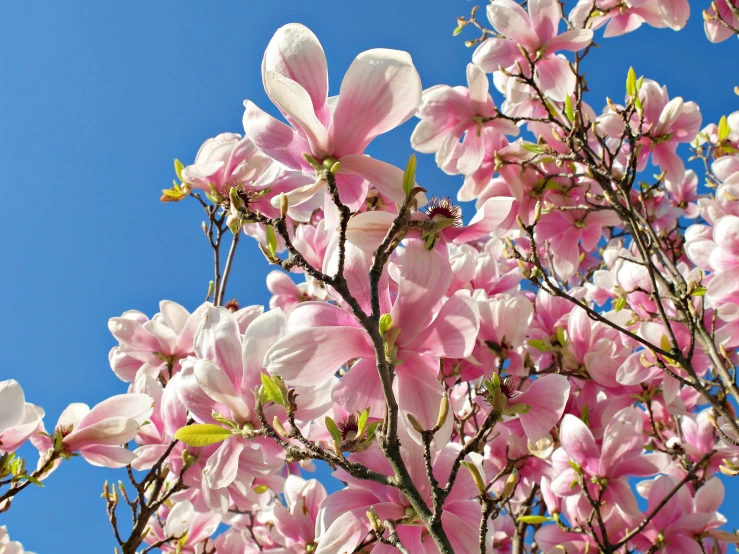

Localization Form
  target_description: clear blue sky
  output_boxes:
[1,1,738,551]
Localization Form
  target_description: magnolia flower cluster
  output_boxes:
[3,1,739,553]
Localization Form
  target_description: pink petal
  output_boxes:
[194,307,244,389]
[265,326,374,386]
[406,290,480,358]
[338,154,412,206]
[600,407,644,476]
[262,24,329,121]
[559,414,599,466]
[658,0,690,30]
[330,49,422,157]
[77,393,153,429]
[472,38,521,72]
[543,29,593,54]
[390,240,452,343]
[194,359,250,422]
[466,63,490,116]
[486,1,539,50]
[332,358,386,418]
[346,210,396,251]
[445,196,514,243]
[516,374,570,442]
[529,0,561,43]
[79,445,137,468]
[264,71,331,158]
[535,55,575,103]
[242,100,311,170]
[203,435,247,490]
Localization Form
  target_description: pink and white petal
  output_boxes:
[159,300,190,335]
[466,63,490,115]
[535,55,575,103]
[338,154,421,206]
[652,143,685,184]
[694,477,724,514]
[194,359,251,422]
[262,24,328,118]
[445,196,514,243]
[486,1,539,49]
[552,226,582,280]
[456,129,486,175]
[131,444,170,471]
[346,210,396,251]
[202,435,247,490]
[265,327,374,387]
[395,353,452,446]
[332,358,386,418]
[390,240,453,343]
[599,407,644,476]
[194,307,244,388]
[529,0,562,43]
[80,445,137,468]
[658,0,690,31]
[315,510,371,554]
[242,100,311,170]
[263,71,331,158]
[471,38,521,73]
[406,290,480,358]
[411,118,456,153]
[516,374,570,443]
[442,509,486,553]
[610,453,670,479]
[77,393,154,429]
[335,172,370,212]
[373,526,425,554]
[543,29,593,54]
[0,380,25,430]
[330,49,422,157]
[242,309,287,394]
[559,414,599,465]
[288,301,361,331]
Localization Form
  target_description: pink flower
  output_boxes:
[705,0,739,42]
[551,407,670,522]
[143,500,221,553]
[243,23,423,210]
[36,393,154,468]
[266,239,479,443]
[473,0,593,102]
[269,476,326,551]
[316,442,488,553]
[0,380,44,454]
[411,63,518,175]
[570,0,688,36]
[0,526,36,554]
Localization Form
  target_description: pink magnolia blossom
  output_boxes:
[35,393,154,468]
[268,476,326,551]
[551,408,670,523]
[705,0,739,42]
[316,442,489,553]
[0,526,36,554]
[243,23,424,211]
[143,500,221,553]
[411,63,518,175]
[570,0,689,36]
[266,239,478,443]
[0,380,44,454]
[472,0,593,102]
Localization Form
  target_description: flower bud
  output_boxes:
[435,394,449,430]
[407,413,425,434]
[501,470,518,498]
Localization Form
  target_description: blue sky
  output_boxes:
[1,1,738,551]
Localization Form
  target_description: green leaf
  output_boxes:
[517,515,554,524]
[527,339,548,352]
[718,115,730,142]
[357,408,370,438]
[402,154,417,199]
[453,24,464,36]
[379,313,393,335]
[521,143,545,154]
[260,373,285,406]
[692,286,707,296]
[325,417,342,445]
[614,296,627,311]
[626,67,637,97]
[564,94,575,122]
[174,424,233,447]
[174,158,185,182]
[21,474,44,487]
[265,225,278,257]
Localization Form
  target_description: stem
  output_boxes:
[217,230,240,306]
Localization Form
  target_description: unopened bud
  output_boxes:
[367,507,382,533]
[279,193,288,218]
[435,393,449,429]
[501,469,518,498]
[406,413,425,434]
[273,416,288,438]
[461,461,486,493]
[706,412,719,430]
[534,201,543,223]
[330,161,341,174]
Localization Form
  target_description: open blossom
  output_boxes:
[411,63,518,175]
[472,0,593,102]
[243,23,424,211]
[705,0,739,42]
[0,380,44,454]
[316,442,488,553]
[570,0,689,36]
[34,393,154,468]
[143,500,221,553]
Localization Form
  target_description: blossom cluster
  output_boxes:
[3,1,739,553]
